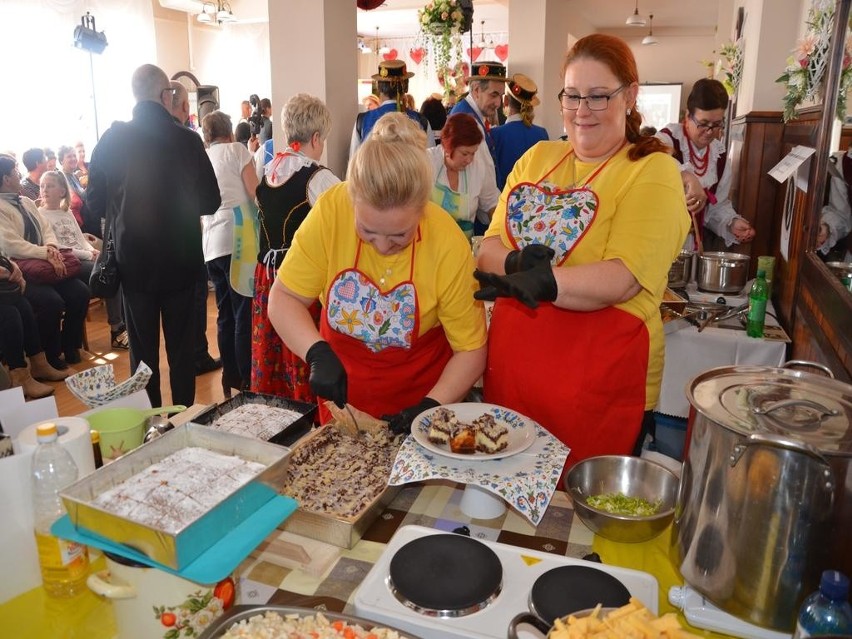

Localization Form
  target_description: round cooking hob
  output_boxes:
[388,534,503,617]
[530,565,631,623]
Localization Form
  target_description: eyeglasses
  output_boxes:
[689,114,724,132]
[161,87,177,100]
[557,85,627,111]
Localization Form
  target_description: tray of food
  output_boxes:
[191,392,316,447]
[60,423,291,570]
[198,605,419,638]
[279,406,402,548]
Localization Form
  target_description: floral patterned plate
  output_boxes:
[411,402,535,461]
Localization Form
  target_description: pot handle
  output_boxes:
[751,398,840,419]
[781,360,835,378]
[87,569,137,599]
[507,612,550,639]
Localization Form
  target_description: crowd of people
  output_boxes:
[7,31,828,474]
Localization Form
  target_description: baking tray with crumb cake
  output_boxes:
[279,424,401,549]
[190,392,316,447]
[59,423,292,570]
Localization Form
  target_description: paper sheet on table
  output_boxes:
[0,396,57,438]
[388,423,568,526]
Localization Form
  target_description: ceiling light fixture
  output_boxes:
[358,38,372,54]
[196,1,235,25]
[375,26,390,55]
[626,0,646,26]
[642,13,659,45]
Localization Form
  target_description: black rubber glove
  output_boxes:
[473,263,558,309]
[304,340,347,408]
[382,397,440,436]
[504,244,556,274]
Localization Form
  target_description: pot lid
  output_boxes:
[687,365,852,455]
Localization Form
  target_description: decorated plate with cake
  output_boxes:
[411,403,535,460]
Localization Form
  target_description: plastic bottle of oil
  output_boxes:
[31,423,90,597]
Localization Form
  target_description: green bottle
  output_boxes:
[746,269,768,338]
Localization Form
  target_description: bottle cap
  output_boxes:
[90,430,100,444]
[36,423,58,443]
[756,269,766,278]
[820,570,850,600]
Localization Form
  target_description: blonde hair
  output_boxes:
[347,112,431,210]
[282,94,332,144]
[40,170,70,211]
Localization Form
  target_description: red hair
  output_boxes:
[440,113,483,153]
[563,34,670,161]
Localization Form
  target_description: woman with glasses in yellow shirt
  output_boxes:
[656,78,755,248]
[474,34,689,475]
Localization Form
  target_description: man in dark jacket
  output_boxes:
[86,64,221,406]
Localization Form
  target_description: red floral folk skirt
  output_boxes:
[250,263,319,403]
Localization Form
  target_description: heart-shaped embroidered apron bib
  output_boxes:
[319,232,452,422]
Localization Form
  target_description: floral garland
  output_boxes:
[417,0,465,99]
[776,0,852,122]
[719,39,744,96]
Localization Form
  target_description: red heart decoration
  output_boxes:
[494,43,509,62]
[409,47,425,65]
[383,49,398,61]
[467,46,482,62]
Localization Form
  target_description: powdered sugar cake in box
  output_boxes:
[60,423,292,570]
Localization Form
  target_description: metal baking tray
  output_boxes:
[198,605,420,638]
[191,392,316,447]
[60,423,291,570]
[280,426,401,549]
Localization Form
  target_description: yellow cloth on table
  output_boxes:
[592,525,737,639]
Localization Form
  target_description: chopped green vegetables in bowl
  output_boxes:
[586,492,662,517]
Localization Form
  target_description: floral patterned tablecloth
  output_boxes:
[388,423,569,526]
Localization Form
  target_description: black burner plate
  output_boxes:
[388,534,503,615]
[530,565,631,624]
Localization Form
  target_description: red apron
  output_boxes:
[318,233,452,422]
[485,146,647,471]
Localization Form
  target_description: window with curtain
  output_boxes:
[0,0,157,158]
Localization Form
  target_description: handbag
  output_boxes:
[89,223,119,297]
[14,248,81,285]
[0,256,22,297]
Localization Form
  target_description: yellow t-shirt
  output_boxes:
[278,182,487,353]
[486,141,690,407]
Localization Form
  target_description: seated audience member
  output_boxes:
[20,148,47,201]
[492,73,549,190]
[655,78,755,249]
[427,113,500,239]
[0,154,90,370]
[57,145,87,228]
[350,60,435,158]
[75,142,89,187]
[820,147,852,260]
[252,93,340,400]
[420,96,448,142]
[0,253,69,398]
[38,171,98,282]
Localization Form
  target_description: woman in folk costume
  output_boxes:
[268,112,486,434]
[474,35,690,472]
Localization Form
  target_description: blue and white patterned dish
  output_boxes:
[411,402,536,461]
[65,362,153,408]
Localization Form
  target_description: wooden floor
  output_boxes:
[54,295,228,416]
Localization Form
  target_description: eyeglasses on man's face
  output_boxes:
[557,85,627,111]
[689,114,724,132]
[161,87,177,100]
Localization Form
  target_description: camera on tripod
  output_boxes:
[248,94,264,136]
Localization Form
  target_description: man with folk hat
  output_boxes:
[449,61,508,233]
[349,60,435,159]
[491,73,549,190]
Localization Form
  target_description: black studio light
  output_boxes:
[74,12,108,55]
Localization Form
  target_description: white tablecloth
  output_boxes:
[658,325,787,418]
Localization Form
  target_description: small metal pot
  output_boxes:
[668,250,694,288]
[696,252,750,293]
